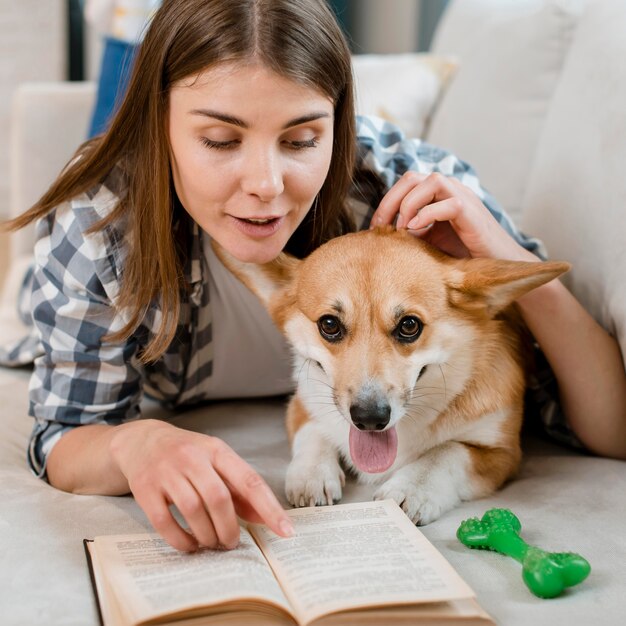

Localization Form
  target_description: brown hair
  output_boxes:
[5,0,356,363]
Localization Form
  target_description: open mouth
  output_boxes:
[242,218,276,224]
[230,215,284,237]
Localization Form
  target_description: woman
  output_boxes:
[4,0,625,553]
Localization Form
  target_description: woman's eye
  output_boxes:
[199,136,318,151]
[199,137,239,150]
[394,316,423,343]
[285,138,319,150]
[317,315,344,342]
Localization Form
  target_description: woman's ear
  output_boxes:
[447,258,571,317]
[211,240,300,310]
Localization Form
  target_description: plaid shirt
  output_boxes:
[0,115,576,477]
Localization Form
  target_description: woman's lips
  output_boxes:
[228,214,285,238]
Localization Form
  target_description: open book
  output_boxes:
[84,499,494,626]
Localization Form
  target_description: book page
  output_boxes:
[249,500,476,626]
[91,527,294,625]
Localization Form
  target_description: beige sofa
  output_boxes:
[2,1,625,624]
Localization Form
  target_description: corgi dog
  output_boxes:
[214,227,569,524]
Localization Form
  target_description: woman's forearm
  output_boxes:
[516,278,626,459]
[46,422,144,495]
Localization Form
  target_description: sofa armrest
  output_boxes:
[9,81,96,258]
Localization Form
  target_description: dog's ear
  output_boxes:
[210,240,300,310]
[448,258,571,317]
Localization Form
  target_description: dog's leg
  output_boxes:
[285,396,345,507]
[373,441,519,525]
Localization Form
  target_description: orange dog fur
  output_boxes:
[214,227,569,524]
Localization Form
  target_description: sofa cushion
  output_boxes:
[521,0,626,362]
[1,362,626,625]
[352,52,457,140]
[427,0,584,226]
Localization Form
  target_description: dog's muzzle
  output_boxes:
[349,400,391,431]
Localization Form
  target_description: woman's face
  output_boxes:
[168,61,335,263]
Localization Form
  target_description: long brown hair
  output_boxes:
[5,0,356,363]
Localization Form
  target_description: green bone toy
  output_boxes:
[456,508,591,598]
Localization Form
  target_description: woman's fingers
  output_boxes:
[210,439,294,538]
[371,171,519,259]
[405,196,465,231]
[397,173,467,227]
[120,423,292,551]
[185,459,241,549]
[371,171,428,226]
[168,477,220,549]
[408,216,471,258]
[229,491,266,525]
[134,488,199,552]
[372,171,471,229]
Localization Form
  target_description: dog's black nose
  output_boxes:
[349,402,391,431]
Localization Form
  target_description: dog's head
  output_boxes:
[214,227,569,473]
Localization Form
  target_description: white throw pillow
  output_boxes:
[521,0,626,361]
[427,0,585,226]
[352,53,457,140]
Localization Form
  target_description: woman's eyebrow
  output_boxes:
[188,109,330,129]
[281,112,331,129]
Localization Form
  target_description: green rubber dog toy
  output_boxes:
[456,508,591,598]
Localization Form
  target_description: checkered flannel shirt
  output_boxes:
[0,115,578,478]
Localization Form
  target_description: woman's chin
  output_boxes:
[223,239,287,265]
[206,216,296,264]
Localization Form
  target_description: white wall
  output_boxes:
[0,0,66,219]
[351,0,420,54]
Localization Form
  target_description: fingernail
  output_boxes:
[407,216,420,229]
[396,215,405,229]
[279,520,295,537]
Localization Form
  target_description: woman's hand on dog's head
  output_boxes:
[370,171,537,263]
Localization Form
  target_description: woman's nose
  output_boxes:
[241,148,284,201]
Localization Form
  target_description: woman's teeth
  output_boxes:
[244,218,273,224]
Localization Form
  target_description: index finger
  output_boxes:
[212,443,294,538]
[370,171,428,227]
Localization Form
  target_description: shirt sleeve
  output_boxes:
[524,346,586,451]
[354,114,547,259]
[27,201,144,478]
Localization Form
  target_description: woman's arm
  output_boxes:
[515,265,626,459]
[46,423,130,495]
[46,419,295,551]
[371,170,626,459]
[30,200,293,551]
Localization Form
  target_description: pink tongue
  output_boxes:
[349,426,398,473]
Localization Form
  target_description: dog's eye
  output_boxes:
[317,315,344,342]
[394,316,423,343]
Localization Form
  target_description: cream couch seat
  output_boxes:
[2,1,626,625]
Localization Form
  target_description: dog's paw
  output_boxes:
[373,476,453,525]
[285,459,345,508]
